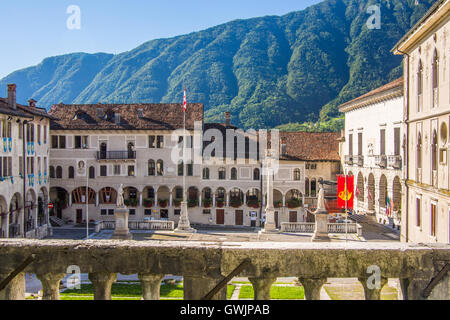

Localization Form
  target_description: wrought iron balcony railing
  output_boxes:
[96,151,136,160]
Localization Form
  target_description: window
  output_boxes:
[305,178,310,197]
[149,136,155,148]
[380,129,386,155]
[230,168,237,180]
[394,128,401,156]
[417,60,423,112]
[43,126,47,144]
[416,198,421,227]
[417,133,422,170]
[128,165,135,177]
[51,136,58,149]
[148,160,155,176]
[432,50,439,90]
[348,134,353,155]
[59,136,66,149]
[18,123,23,139]
[37,125,41,144]
[89,166,95,179]
[114,165,121,175]
[0,157,12,177]
[175,187,183,200]
[431,203,437,237]
[178,161,184,176]
[293,169,301,181]
[75,136,88,149]
[358,132,363,156]
[310,179,317,197]
[129,209,136,216]
[157,160,164,176]
[174,209,181,216]
[178,136,183,148]
[145,209,152,216]
[203,168,210,180]
[49,166,55,179]
[100,165,107,177]
[68,166,75,179]
[101,209,107,216]
[432,130,438,172]
[218,167,226,180]
[157,136,164,148]
[253,168,260,181]
[56,166,62,179]
[108,209,114,216]
[18,156,23,176]
[203,209,211,215]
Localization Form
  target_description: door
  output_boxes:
[76,209,83,224]
[235,210,243,226]
[289,211,297,223]
[275,211,279,228]
[100,142,107,159]
[216,209,224,225]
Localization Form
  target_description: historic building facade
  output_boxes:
[339,78,404,229]
[0,84,53,239]
[48,103,341,228]
[393,0,449,243]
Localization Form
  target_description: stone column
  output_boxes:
[69,193,72,206]
[399,277,433,300]
[139,192,143,207]
[183,275,227,300]
[299,277,327,300]
[263,166,277,232]
[226,194,229,207]
[199,194,202,208]
[358,276,388,300]
[282,195,286,207]
[138,273,164,300]
[248,277,277,300]
[36,273,66,300]
[243,194,247,206]
[0,272,25,300]
[96,193,99,207]
[5,213,9,238]
[89,272,117,300]
[175,201,196,233]
[212,194,216,207]
[169,192,172,207]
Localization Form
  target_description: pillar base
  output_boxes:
[175,202,197,233]
[312,210,330,242]
[112,208,132,240]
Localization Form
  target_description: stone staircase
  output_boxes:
[49,216,65,227]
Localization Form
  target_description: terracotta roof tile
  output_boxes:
[49,103,204,131]
[0,98,54,119]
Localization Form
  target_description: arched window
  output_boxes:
[230,167,237,180]
[56,166,62,179]
[89,166,95,179]
[178,161,184,176]
[305,178,310,197]
[417,133,422,170]
[203,168,210,180]
[293,168,301,181]
[417,60,423,111]
[253,168,260,181]
[68,166,75,179]
[157,160,164,176]
[49,166,55,179]
[432,130,438,172]
[218,167,226,180]
[148,160,155,176]
[432,49,439,90]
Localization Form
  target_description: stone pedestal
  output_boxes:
[175,201,196,233]
[261,208,278,233]
[311,210,330,242]
[111,207,132,240]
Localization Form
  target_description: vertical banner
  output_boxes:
[337,175,354,209]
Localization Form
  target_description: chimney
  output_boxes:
[281,136,287,157]
[97,108,103,118]
[7,84,16,110]
[115,113,121,124]
[138,108,143,118]
[225,112,231,126]
[28,99,37,108]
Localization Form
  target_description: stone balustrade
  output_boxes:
[280,222,362,236]
[95,220,174,232]
[0,240,449,301]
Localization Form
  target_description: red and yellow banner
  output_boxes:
[337,175,354,209]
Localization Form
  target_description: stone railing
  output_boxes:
[375,155,387,168]
[0,240,449,301]
[355,155,364,167]
[95,220,174,232]
[281,222,362,236]
[388,155,402,169]
[345,155,354,165]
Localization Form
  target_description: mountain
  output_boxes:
[0,0,435,130]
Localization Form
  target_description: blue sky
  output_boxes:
[0,0,322,78]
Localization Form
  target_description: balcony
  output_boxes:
[0,240,449,300]
[355,155,364,167]
[375,155,387,168]
[96,151,136,161]
[344,155,354,165]
[388,155,402,169]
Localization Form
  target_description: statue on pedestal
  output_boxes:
[117,184,125,208]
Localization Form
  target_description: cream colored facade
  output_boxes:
[0,87,51,239]
[339,80,404,229]
[49,128,339,228]
[394,0,450,243]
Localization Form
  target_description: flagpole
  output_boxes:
[345,171,348,243]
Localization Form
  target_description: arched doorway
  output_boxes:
[246,188,261,208]
[273,189,283,208]
[50,187,69,219]
[393,177,401,213]
[368,174,375,212]
[286,189,302,208]
[9,193,22,238]
[379,175,387,211]
[99,187,117,205]
[188,187,199,207]
[38,187,49,227]
[357,172,365,206]
[0,196,8,238]
[25,189,37,233]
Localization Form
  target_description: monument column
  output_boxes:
[112,184,132,240]
[263,159,277,232]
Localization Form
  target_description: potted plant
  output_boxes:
[173,198,182,207]
[143,198,154,208]
[246,198,260,208]
[188,199,198,208]
[274,200,282,208]
[203,198,212,208]
[159,199,168,208]
[287,198,302,208]
[230,199,242,208]
[216,199,225,208]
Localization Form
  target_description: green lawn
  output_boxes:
[61,283,235,300]
[238,286,304,300]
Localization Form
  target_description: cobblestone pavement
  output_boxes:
[349,214,400,242]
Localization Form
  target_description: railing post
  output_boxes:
[248,277,277,300]
[358,276,388,300]
[89,272,117,300]
[0,272,25,300]
[183,275,227,300]
[36,273,66,300]
[138,273,164,300]
[298,277,327,300]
